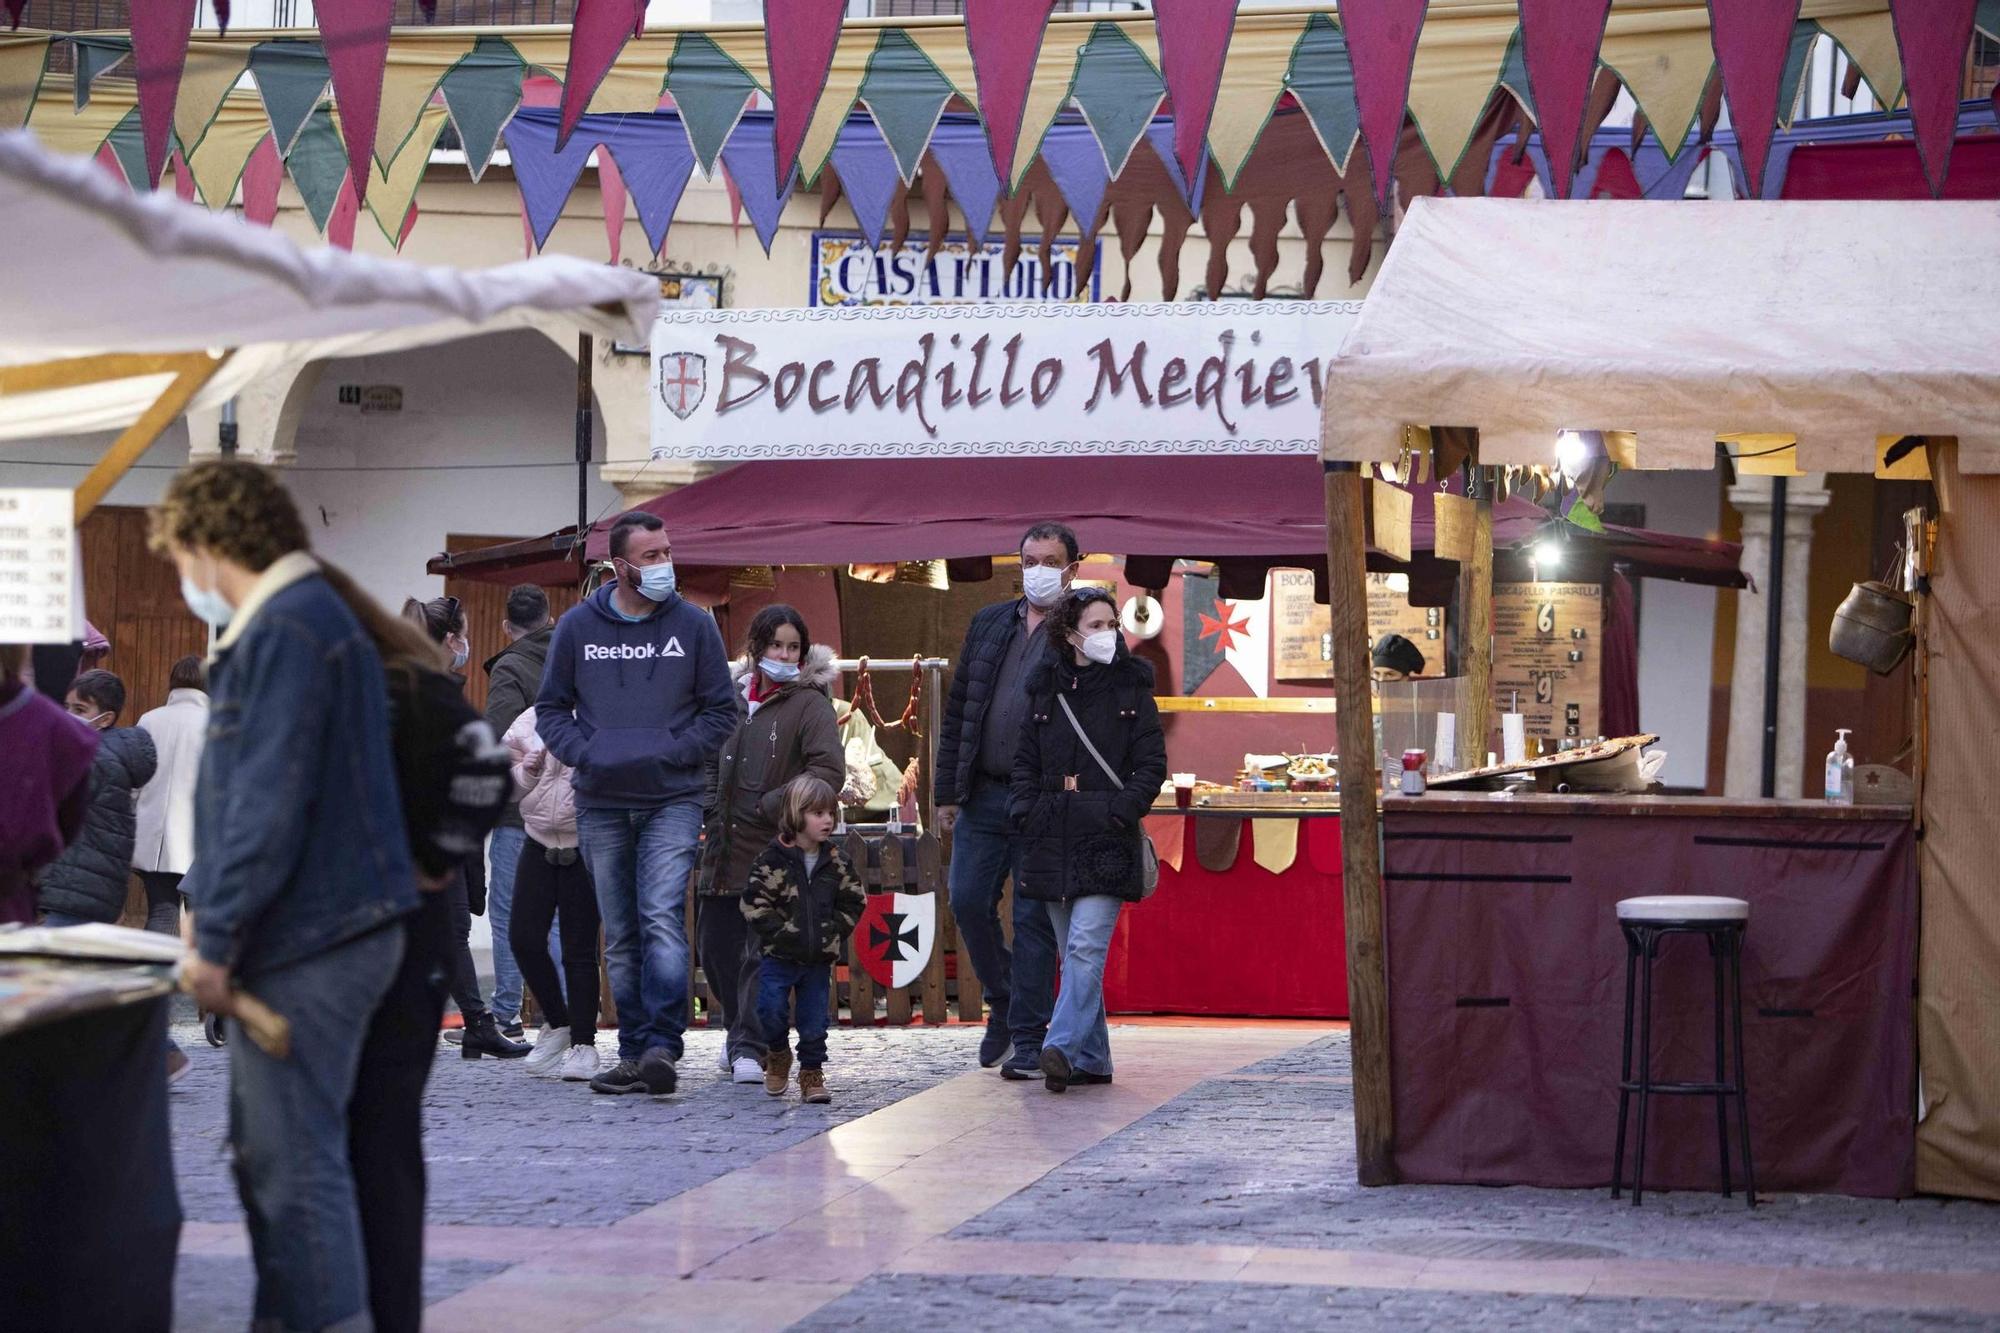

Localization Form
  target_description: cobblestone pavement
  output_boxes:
[797,1273,2000,1331]
[953,1034,2000,1275]
[173,1256,504,1332]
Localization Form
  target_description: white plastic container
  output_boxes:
[1824,728,1855,805]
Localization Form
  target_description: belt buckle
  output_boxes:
[1063,774,1080,792]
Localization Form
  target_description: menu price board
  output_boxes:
[1491,581,1601,742]
[0,489,82,645]
[1274,569,1446,681]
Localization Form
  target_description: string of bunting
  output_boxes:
[1,1,1992,260]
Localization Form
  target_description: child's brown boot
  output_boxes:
[763,1048,792,1097]
[798,1066,830,1104]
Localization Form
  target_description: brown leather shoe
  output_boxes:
[763,1048,792,1097]
[798,1066,831,1104]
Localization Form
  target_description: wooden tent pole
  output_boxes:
[1324,461,1397,1186]
[1456,482,1495,769]
[73,353,229,522]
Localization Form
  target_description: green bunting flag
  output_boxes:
[1497,26,1535,116]
[1286,13,1362,174]
[251,40,332,155]
[858,29,956,184]
[664,32,755,177]
[1776,20,1818,129]
[103,106,148,187]
[440,36,525,184]
[71,36,131,112]
[1070,22,1165,178]
[286,103,349,231]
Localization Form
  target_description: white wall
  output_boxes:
[0,418,193,509]
[1606,467,1724,791]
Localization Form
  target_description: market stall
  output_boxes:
[1320,196,2000,1198]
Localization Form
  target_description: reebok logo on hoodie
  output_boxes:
[584,637,685,662]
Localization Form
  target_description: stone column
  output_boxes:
[185,361,321,466]
[1724,473,1832,797]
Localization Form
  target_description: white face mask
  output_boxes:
[1022,564,1065,608]
[180,563,234,629]
[1078,628,1120,665]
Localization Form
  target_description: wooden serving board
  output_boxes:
[1426,734,1659,789]
[1187,791,1341,812]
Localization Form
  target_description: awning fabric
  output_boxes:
[1321,197,2000,474]
[0,128,659,441]
[429,456,1744,591]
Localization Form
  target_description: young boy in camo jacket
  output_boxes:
[741,775,866,1104]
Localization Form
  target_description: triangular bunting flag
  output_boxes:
[104,107,149,190]
[1496,24,1534,116]
[1145,120,1208,214]
[1980,0,2000,42]
[71,36,131,113]
[318,0,394,205]
[441,37,524,183]
[558,0,641,148]
[828,119,900,249]
[328,172,361,250]
[1339,0,1428,205]
[1209,10,1311,189]
[93,140,127,188]
[131,2,197,189]
[0,35,50,132]
[722,161,745,239]
[1039,123,1109,238]
[174,45,251,161]
[1071,22,1164,179]
[928,122,1003,247]
[719,112,796,252]
[1890,0,1979,196]
[1287,13,1363,174]
[764,0,847,187]
[963,0,1056,190]
[1777,19,1818,127]
[665,31,756,177]
[169,148,196,202]
[241,132,282,225]
[859,29,955,185]
[599,152,626,264]
[251,41,332,156]
[363,104,448,244]
[1518,0,1612,200]
[214,1,232,35]
[501,106,602,249]
[606,120,697,256]
[374,36,474,169]
[1707,0,1804,198]
[5,1,24,30]
[287,104,350,232]
[1154,0,1239,186]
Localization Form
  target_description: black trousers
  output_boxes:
[696,894,767,1063]
[444,864,487,1022]
[138,870,183,936]
[348,891,450,1333]
[509,838,601,1044]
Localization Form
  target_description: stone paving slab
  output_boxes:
[168,1021,984,1229]
[172,1255,504,1331]
[953,1033,2000,1274]
[791,1272,2000,1331]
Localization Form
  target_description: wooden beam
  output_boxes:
[1455,489,1495,770]
[1324,463,1397,1186]
[0,351,216,396]
[72,354,228,523]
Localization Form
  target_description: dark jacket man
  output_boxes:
[484,623,552,830]
[932,598,1031,808]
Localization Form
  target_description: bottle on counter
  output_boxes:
[1824,729,1855,805]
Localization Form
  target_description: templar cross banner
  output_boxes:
[853,891,936,989]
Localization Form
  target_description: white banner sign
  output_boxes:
[0,488,83,644]
[650,301,1362,461]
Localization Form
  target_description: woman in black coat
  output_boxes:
[1010,587,1166,1093]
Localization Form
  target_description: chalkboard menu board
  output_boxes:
[1273,570,1446,681]
[1491,581,1602,742]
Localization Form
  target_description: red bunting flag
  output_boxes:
[319,0,394,206]
[1339,0,1429,207]
[328,173,360,251]
[4,1,23,30]
[131,0,197,189]
[764,0,847,187]
[1154,0,1239,187]
[1706,0,1803,198]
[600,152,627,265]
[559,0,645,148]
[1890,0,1978,197]
[170,148,196,203]
[1518,0,1613,200]
[214,1,231,34]
[241,134,282,226]
[964,0,1057,190]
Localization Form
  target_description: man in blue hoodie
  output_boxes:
[536,511,737,1095]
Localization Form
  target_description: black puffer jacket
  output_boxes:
[1009,647,1166,903]
[37,726,157,923]
[933,597,1027,807]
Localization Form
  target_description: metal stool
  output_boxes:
[1611,895,1755,1208]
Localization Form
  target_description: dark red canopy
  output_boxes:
[430,456,1743,591]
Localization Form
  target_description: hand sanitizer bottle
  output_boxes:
[1824,729,1855,804]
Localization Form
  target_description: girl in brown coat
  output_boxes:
[696,604,844,1083]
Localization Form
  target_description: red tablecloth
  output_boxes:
[1103,815,1348,1018]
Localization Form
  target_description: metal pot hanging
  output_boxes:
[1829,580,1914,675]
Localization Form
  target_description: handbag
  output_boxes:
[1056,694,1160,900]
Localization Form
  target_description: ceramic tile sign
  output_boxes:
[0,488,83,644]
[1491,581,1601,742]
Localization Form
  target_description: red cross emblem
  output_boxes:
[658,351,707,420]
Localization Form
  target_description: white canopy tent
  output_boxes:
[0,129,658,514]
[1321,197,2000,474]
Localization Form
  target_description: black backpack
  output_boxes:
[383,662,511,880]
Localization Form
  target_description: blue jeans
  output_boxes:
[1044,895,1121,1077]
[486,826,561,1024]
[229,924,403,1332]
[758,956,832,1068]
[948,777,1057,1060]
[578,802,700,1063]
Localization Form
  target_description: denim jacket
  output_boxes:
[187,556,416,976]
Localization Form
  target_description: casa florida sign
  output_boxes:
[649,301,1363,461]
[809,230,1100,307]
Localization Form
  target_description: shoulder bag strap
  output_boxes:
[1057,693,1123,789]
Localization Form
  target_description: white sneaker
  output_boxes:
[523,1026,572,1076]
[732,1055,764,1084]
[718,1046,733,1076]
[559,1044,601,1082]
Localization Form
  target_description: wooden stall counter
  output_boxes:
[1379,793,1917,1197]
